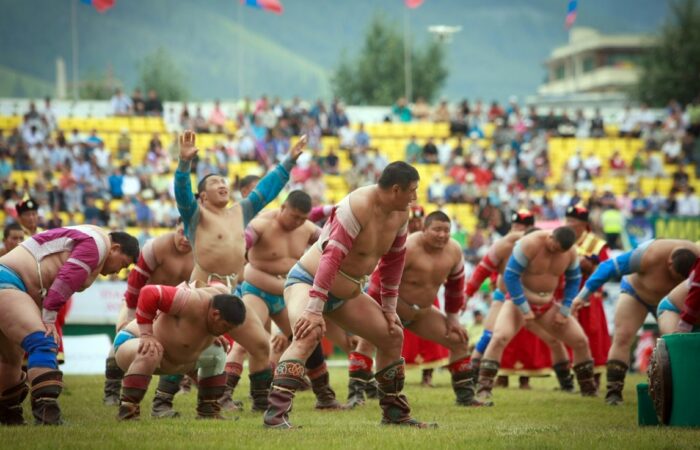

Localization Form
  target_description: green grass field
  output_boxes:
[2,369,699,449]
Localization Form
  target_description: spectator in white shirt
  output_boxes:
[662,134,682,163]
[111,88,133,116]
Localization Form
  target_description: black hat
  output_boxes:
[15,197,38,215]
[565,204,589,222]
[511,209,534,226]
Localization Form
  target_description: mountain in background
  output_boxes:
[0,0,669,103]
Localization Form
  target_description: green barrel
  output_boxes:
[636,383,659,426]
[665,333,700,426]
[649,333,700,426]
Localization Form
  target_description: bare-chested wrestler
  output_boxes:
[0,227,138,425]
[571,239,699,405]
[474,227,594,406]
[102,221,196,416]
[113,282,246,420]
[0,223,25,257]
[175,130,304,412]
[346,211,470,407]
[263,161,436,429]
[220,191,347,411]
[465,212,574,397]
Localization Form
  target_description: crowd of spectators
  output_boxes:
[1,92,699,256]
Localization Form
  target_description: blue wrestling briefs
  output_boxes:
[0,264,27,292]
[285,262,346,313]
[656,297,681,317]
[113,330,137,353]
[241,281,286,315]
[620,276,656,316]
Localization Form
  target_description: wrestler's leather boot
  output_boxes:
[365,377,379,399]
[309,363,343,410]
[495,375,509,388]
[449,357,478,406]
[196,374,227,419]
[30,370,64,425]
[263,359,305,429]
[553,361,575,393]
[376,359,437,428]
[574,360,598,397]
[103,357,124,406]
[249,368,273,412]
[118,374,151,421]
[219,363,243,411]
[474,359,499,406]
[151,376,181,418]
[346,369,369,408]
[421,369,434,387]
[0,373,29,425]
[605,360,628,405]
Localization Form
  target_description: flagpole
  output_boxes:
[403,7,412,103]
[237,1,243,101]
[71,0,80,100]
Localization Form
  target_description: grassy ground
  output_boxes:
[2,369,699,449]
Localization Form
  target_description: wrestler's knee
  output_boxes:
[21,331,58,370]
[490,332,511,350]
[570,333,590,354]
[133,345,163,370]
[447,339,470,356]
[246,335,271,360]
[292,326,323,354]
[611,326,635,347]
[376,329,403,354]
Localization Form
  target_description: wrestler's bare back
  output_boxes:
[123,286,226,374]
[0,225,110,305]
[624,239,700,305]
[397,233,462,310]
[245,211,318,295]
[190,204,246,282]
[298,186,409,300]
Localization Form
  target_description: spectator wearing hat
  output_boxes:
[15,197,43,236]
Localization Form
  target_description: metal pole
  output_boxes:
[237,2,243,100]
[403,7,412,103]
[71,0,79,100]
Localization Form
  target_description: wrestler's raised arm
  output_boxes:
[240,135,306,226]
[174,130,200,239]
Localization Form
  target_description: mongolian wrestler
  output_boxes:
[345,205,447,407]
[102,220,198,418]
[113,282,246,420]
[563,204,611,389]
[474,227,594,406]
[346,211,470,408]
[572,239,699,405]
[465,212,574,397]
[263,162,435,429]
[0,226,138,425]
[175,130,304,412]
[0,223,25,257]
[220,191,346,411]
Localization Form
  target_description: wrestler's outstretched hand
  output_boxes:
[44,323,60,345]
[289,134,307,161]
[383,311,403,335]
[214,335,231,353]
[445,314,468,343]
[570,297,587,317]
[294,310,326,340]
[138,334,163,356]
[179,130,199,161]
[271,332,289,353]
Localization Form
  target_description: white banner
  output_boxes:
[66,280,126,325]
